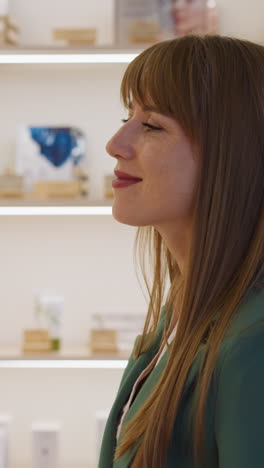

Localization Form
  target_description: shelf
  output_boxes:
[0,45,142,51]
[0,198,113,206]
[0,347,130,368]
[0,198,113,215]
[0,347,130,359]
[0,46,141,64]
[0,360,128,368]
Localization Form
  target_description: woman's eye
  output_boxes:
[120,119,162,131]
[142,122,163,131]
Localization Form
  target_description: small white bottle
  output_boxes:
[32,422,61,468]
[0,415,11,468]
[0,0,8,15]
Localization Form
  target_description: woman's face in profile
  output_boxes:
[106,101,199,232]
[170,0,206,35]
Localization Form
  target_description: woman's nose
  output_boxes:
[105,129,135,160]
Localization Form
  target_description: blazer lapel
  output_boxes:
[99,314,166,468]
[113,336,206,467]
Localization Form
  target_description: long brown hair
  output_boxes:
[114,35,264,468]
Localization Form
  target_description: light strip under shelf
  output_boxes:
[0,360,128,369]
[0,53,139,64]
[0,206,112,215]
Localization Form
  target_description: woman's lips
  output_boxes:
[112,179,142,189]
[114,170,142,180]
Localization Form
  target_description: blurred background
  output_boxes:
[0,0,263,467]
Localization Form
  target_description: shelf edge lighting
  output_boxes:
[0,207,112,215]
[0,360,128,369]
[0,53,139,64]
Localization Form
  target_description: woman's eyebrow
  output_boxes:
[127,102,160,113]
[141,106,172,118]
[127,103,171,119]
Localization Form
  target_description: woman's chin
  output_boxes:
[112,205,149,227]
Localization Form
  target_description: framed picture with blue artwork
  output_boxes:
[15,126,87,193]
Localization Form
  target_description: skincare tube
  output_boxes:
[39,296,64,351]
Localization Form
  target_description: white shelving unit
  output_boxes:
[0,38,141,467]
[1,0,263,465]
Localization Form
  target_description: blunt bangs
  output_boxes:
[121,40,181,115]
[120,37,205,142]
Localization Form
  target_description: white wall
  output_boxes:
[1,0,264,466]
[219,0,264,43]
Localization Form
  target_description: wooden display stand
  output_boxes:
[90,329,118,353]
[129,21,160,43]
[32,181,81,199]
[104,174,114,199]
[53,28,97,45]
[22,329,52,353]
[0,169,24,197]
[0,15,19,46]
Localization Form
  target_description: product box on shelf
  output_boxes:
[32,422,61,468]
[0,414,11,468]
[89,310,145,353]
[90,329,118,353]
[114,0,219,46]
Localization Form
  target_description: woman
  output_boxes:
[99,35,264,468]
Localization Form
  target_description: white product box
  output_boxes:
[0,0,8,15]
[91,311,145,351]
[0,415,11,468]
[95,410,110,462]
[32,422,61,468]
[0,429,8,468]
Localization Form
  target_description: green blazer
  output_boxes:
[98,274,264,468]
